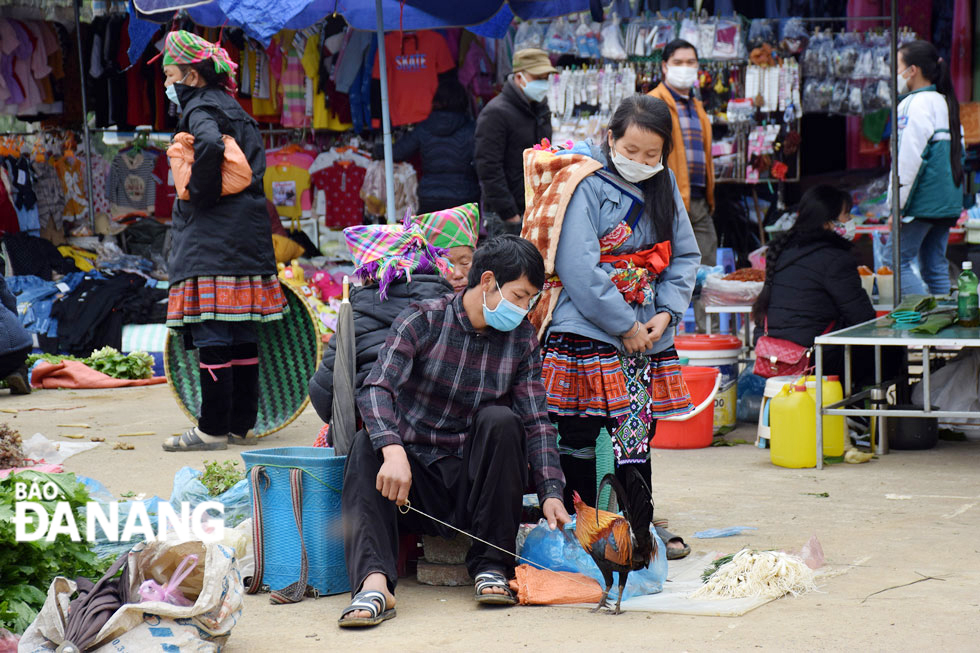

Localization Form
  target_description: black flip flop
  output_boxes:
[338,590,396,628]
[474,570,518,605]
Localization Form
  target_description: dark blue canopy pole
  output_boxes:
[888,0,900,306]
[375,0,397,222]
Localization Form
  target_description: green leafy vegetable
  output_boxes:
[0,472,113,633]
[199,460,244,497]
[27,347,154,380]
[701,552,738,583]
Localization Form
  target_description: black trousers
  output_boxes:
[555,415,653,525]
[0,347,30,379]
[342,406,527,595]
[190,321,260,436]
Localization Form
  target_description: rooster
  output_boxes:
[572,470,656,614]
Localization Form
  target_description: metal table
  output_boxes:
[813,317,980,469]
[704,305,753,346]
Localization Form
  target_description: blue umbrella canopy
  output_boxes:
[133,0,594,43]
[133,0,595,218]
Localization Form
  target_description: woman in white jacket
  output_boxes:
[895,40,966,296]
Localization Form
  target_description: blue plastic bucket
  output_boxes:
[240,446,349,596]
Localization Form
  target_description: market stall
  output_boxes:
[814,316,980,468]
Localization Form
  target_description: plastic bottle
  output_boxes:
[957,261,979,327]
[769,383,817,468]
[804,375,845,460]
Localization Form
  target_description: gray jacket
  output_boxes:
[547,142,700,354]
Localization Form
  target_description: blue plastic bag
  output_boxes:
[696,264,726,289]
[694,526,758,538]
[519,519,668,600]
[169,466,251,528]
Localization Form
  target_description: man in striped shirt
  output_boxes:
[339,235,569,627]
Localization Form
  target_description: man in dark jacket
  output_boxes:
[0,276,32,394]
[474,49,555,238]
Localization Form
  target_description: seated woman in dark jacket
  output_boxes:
[308,219,455,429]
[372,79,480,214]
[753,185,901,386]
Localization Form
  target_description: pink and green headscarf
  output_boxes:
[344,214,451,300]
[411,203,480,249]
[161,30,238,94]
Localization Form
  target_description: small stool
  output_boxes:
[756,375,798,448]
[717,247,736,274]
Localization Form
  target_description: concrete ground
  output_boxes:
[4,385,979,652]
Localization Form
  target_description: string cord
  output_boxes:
[398,500,600,590]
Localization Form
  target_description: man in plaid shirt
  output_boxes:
[339,235,569,627]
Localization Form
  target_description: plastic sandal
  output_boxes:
[162,428,228,452]
[474,570,518,605]
[655,524,692,560]
[228,431,258,446]
[338,590,396,628]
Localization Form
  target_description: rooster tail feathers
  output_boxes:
[599,471,654,550]
[625,467,653,532]
[597,473,629,521]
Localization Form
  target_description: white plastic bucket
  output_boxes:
[674,335,742,433]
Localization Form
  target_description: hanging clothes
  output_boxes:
[79,151,112,219]
[3,155,40,235]
[0,167,19,236]
[371,31,455,127]
[264,154,312,222]
[32,158,65,231]
[312,161,366,228]
[108,147,160,219]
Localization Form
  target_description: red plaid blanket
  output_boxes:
[520,148,602,340]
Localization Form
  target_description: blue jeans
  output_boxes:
[899,218,957,297]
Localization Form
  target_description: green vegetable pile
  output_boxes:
[701,552,737,583]
[27,346,155,380]
[199,460,244,497]
[0,472,112,634]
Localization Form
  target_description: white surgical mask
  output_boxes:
[833,219,856,240]
[517,73,549,103]
[165,74,190,108]
[896,67,910,95]
[610,145,663,184]
[665,65,698,90]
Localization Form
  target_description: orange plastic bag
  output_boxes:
[168,131,252,200]
[508,564,603,605]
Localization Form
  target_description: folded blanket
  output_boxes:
[508,564,602,605]
[30,360,166,390]
[520,148,602,340]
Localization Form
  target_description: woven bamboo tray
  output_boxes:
[164,282,322,437]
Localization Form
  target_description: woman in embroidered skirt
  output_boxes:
[159,31,286,451]
[542,95,700,557]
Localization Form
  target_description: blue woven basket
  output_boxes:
[240,446,349,596]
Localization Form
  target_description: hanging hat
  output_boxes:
[411,203,480,250]
[159,30,238,94]
[343,214,451,300]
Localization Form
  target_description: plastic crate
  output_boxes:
[240,446,349,596]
